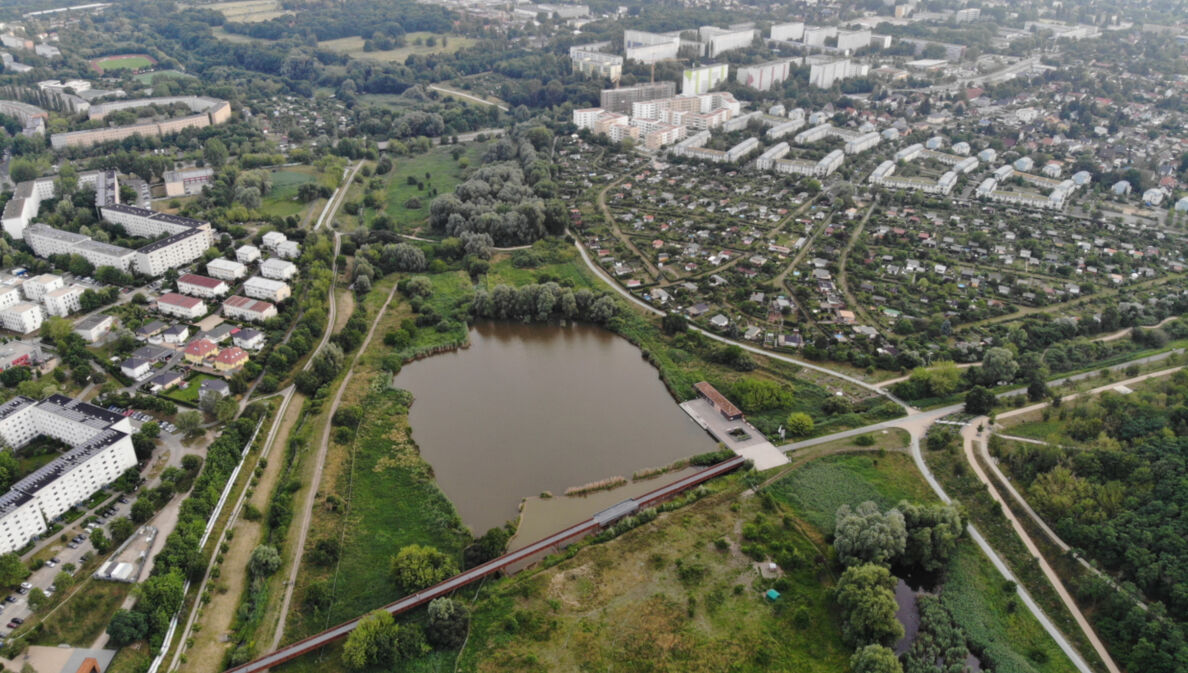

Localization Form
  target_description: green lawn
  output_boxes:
[261,167,318,218]
[374,143,484,233]
[768,452,939,533]
[161,373,221,406]
[317,32,476,63]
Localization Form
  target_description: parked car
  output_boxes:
[18,583,30,590]
[67,542,78,549]
[49,557,60,564]
[11,618,23,625]
[45,560,55,568]
[3,596,15,603]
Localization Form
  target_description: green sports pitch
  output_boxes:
[91,54,156,73]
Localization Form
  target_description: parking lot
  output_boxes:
[0,494,134,639]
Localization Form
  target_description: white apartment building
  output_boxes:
[43,285,84,317]
[156,293,207,320]
[755,143,790,170]
[243,277,291,302]
[134,228,213,277]
[261,231,287,251]
[236,245,261,265]
[0,395,136,553]
[276,240,300,260]
[844,131,881,155]
[222,295,277,322]
[0,303,44,334]
[0,286,20,311]
[206,258,247,281]
[259,258,297,281]
[21,274,62,302]
[177,273,229,299]
[681,64,729,95]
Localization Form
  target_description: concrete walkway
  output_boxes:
[679,399,787,470]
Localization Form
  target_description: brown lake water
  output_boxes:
[393,321,717,533]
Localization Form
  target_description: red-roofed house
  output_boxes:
[177,273,230,298]
[156,293,207,320]
[184,338,218,364]
[214,346,249,372]
[222,295,277,323]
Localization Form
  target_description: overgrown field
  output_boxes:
[459,474,851,673]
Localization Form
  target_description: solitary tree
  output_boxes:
[785,412,814,437]
[249,545,282,578]
[174,410,203,436]
[981,347,1018,385]
[106,609,149,646]
[964,386,996,415]
[897,501,964,573]
[343,609,400,670]
[0,552,29,587]
[390,545,458,594]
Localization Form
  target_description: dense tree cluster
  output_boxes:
[472,283,617,324]
[997,370,1188,670]
[429,137,567,245]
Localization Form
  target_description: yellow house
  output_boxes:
[213,346,249,372]
[183,338,217,364]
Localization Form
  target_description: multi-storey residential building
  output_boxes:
[0,395,137,553]
[222,295,277,322]
[184,338,218,364]
[177,274,229,298]
[134,228,212,277]
[155,293,206,320]
[206,258,247,281]
[43,285,84,317]
[0,286,18,311]
[735,60,794,92]
[0,303,44,334]
[681,64,729,95]
[276,240,300,260]
[599,82,676,114]
[243,277,291,302]
[261,231,287,252]
[623,30,680,64]
[21,274,62,302]
[51,97,231,149]
[236,245,261,265]
[259,259,297,281]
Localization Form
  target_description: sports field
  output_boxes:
[90,54,156,74]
